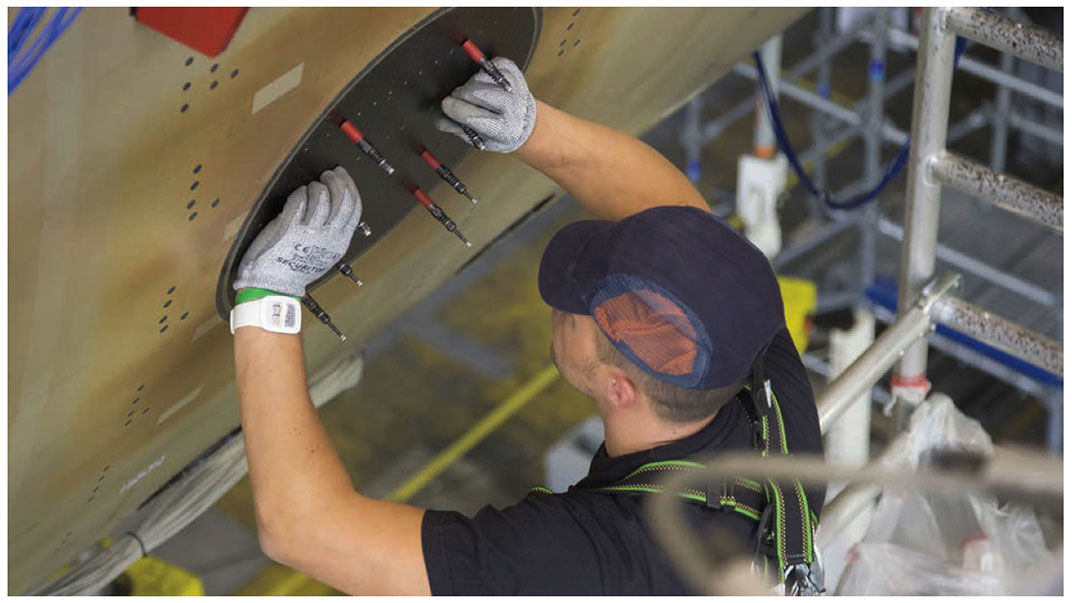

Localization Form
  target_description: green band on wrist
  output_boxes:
[236,287,300,305]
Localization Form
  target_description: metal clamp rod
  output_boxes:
[885,27,1064,109]
[817,273,960,432]
[930,295,1064,376]
[945,7,1063,73]
[930,150,1064,232]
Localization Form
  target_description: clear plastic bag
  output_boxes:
[836,395,1058,595]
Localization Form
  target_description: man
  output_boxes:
[231,58,824,595]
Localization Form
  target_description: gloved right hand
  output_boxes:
[233,166,363,298]
[437,57,536,153]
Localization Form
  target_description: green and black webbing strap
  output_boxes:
[531,354,817,584]
[746,350,815,579]
[584,460,768,523]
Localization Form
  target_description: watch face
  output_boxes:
[264,298,301,333]
[231,297,301,335]
[283,303,298,329]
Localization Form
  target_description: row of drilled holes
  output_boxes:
[160,286,189,334]
[125,382,151,428]
[180,57,239,114]
[87,463,110,503]
[186,163,221,221]
[558,8,582,57]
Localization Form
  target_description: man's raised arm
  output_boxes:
[438,57,710,221]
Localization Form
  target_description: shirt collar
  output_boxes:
[575,398,745,490]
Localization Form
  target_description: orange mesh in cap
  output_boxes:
[593,289,697,376]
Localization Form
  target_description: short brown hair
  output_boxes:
[594,330,742,423]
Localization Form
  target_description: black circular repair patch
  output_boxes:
[216,7,541,318]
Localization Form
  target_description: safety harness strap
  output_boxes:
[529,355,818,590]
[742,350,815,573]
[586,461,768,523]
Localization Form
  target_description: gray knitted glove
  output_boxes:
[437,57,536,153]
[233,166,362,297]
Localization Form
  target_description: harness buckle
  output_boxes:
[704,479,733,510]
[783,548,826,596]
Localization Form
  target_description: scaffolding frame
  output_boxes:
[658,9,1063,593]
[817,6,1064,571]
[890,7,1063,404]
[680,7,1062,428]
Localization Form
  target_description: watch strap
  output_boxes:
[236,287,299,305]
[230,296,302,334]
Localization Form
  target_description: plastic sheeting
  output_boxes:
[836,395,1059,595]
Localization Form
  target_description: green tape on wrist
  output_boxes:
[235,287,300,305]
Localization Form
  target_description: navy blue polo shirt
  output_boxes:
[421,328,824,595]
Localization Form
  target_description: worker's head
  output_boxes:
[540,206,785,425]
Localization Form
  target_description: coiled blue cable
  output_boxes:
[752,35,967,211]
[9,7,83,95]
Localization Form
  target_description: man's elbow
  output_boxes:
[255,510,301,565]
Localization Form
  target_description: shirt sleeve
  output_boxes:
[421,494,605,595]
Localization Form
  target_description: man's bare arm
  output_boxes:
[234,327,430,595]
[438,57,709,222]
[515,100,710,221]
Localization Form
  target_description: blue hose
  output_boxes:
[752,36,967,211]
[8,7,83,95]
[8,7,45,63]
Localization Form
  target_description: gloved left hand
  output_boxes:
[233,166,362,298]
[437,57,536,153]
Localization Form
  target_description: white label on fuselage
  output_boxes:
[158,387,203,425]
[251,62,304,115]
[119,455,166,494]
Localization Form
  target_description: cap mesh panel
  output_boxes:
[593,289,698,377]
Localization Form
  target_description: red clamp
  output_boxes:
[420,150,442,170]
[461,39,486,63]
[412,188,434,209]
[339,121,365,145]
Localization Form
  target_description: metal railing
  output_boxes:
[892,7,1064,403]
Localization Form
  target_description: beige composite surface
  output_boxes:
[8,6,805,593]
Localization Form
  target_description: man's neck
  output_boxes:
[603,410,717,457]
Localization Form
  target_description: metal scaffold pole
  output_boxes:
[891,7,957,406]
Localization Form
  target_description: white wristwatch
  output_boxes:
[230,296,302,335]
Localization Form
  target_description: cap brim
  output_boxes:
[538,218,611,314]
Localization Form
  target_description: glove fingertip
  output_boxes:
[435,115,463,133]
[491,56,518,70]
[440,95,461,114]
[334,165,359,192]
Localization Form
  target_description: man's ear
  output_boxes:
[605,368,638,411]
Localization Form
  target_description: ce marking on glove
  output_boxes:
[293,243,339,258]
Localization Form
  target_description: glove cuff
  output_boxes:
[236,287,300,305]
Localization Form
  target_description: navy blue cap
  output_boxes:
[538,206,785,390]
